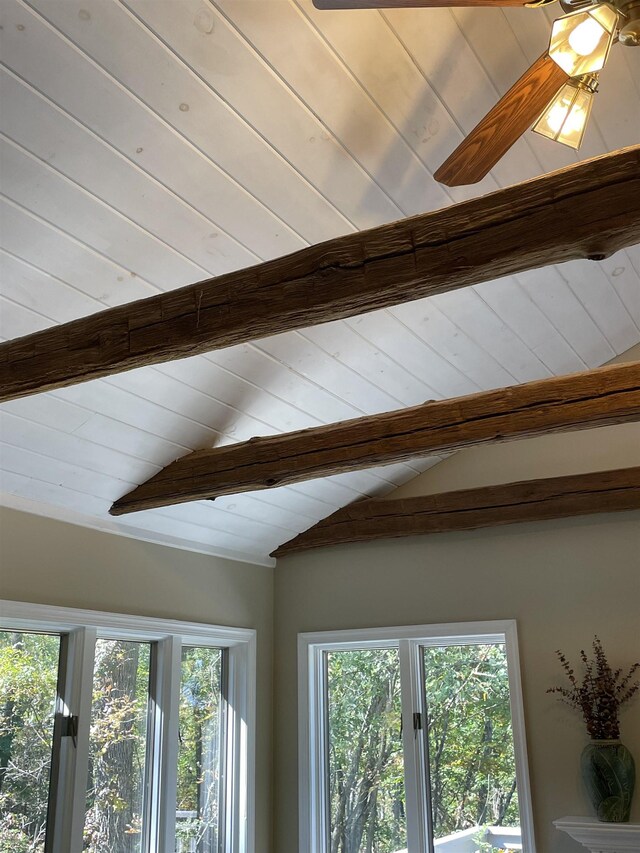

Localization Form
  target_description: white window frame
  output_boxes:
[0,599,256,853]
[299,619,535,853]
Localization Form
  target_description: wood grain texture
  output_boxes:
[271,467,640,556]
[110,360,640,514]
[434,54,570,186]
[1,146,639,404]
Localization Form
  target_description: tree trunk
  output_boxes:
[497,778,518,824]
[476,718,494,826]
[90,641,142,853]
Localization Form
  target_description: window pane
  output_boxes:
[175,647,224,853]
[83,639,151,853]
[422,644,521,848]
[0,630,60,853]
[326,649,406,853]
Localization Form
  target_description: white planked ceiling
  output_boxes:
[0,0,639,567]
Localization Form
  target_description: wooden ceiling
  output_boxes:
[1,0,639,565]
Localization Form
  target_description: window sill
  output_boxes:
[554,816,640,852]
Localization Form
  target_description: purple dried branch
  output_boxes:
[548,637,640,740]
[618,662,640,693]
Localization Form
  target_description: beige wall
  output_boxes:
[0,506,274,852]
[391,422,640,499]
[274,511,640,853]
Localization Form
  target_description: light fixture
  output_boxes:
[533,74,599,149]
[619,0,640,45]
[548,4,618,76]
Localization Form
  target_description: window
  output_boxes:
[299,621,534,853]
[84,639,152,852]
[176,647,225,852]
[0,630,61,852]
[0,602,255,853]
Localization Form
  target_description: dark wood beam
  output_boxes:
[110,361,640,514]
[2,146,640,403]
[271,467,640,557]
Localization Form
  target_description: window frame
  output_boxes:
[298,619,535,853]
[0,599,256,853]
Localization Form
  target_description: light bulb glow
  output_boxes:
[533,79,596,150]
[548,5,618,76]
[549,100,587,136]
[568,17,604,56]
[546,101,572,134]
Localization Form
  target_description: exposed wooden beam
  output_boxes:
[2,146,640,403]
[271,467,640,557]
[110,361,640,514]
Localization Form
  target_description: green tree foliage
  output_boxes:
[327,644,519,853]
[0,631,60,853]
[175,647,223,853]
[327,649,406,853]
[83,639,151,853]
[424,645,519,837]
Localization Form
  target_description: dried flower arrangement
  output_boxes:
[548,636,640,740]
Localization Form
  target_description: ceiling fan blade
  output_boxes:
[313,0,534,7]
[434,53,570,187]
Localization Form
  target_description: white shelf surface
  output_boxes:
[554,816,640,852]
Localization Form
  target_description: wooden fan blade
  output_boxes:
[313,0,533,7]
[434,53,570,187]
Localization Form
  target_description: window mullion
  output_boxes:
[142,640,159,853]
[224,641,255,853]
[49,626,96,853]
[316,648,330,853]
[149,635,181,853]
[222,647,235,853]
[45,633,70,853]
[504,624,537,853]
[299,643,328,853]
[399,639,432,853]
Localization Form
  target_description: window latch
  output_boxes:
[62,714,79,748]
[403,712,423,736]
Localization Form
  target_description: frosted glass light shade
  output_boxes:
[533,78,596,149]
[549,5,618,76]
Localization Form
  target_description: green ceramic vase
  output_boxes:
[581,740,636,822]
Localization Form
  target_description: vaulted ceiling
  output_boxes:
[1,0,639,566]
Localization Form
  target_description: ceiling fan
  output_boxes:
[313,0,640,186]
